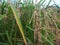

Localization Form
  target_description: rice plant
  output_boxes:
[0,0,60,45]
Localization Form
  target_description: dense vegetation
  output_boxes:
[0,0,60,45]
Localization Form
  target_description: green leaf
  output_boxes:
[0,14,5,21]
[9,4,27,45]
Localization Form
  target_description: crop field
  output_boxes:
[0,0,60,45]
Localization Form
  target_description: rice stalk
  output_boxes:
[9,4,27,45]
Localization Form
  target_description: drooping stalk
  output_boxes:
[33,9,41,45]
[47,10,60,45]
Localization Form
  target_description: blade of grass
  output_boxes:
[46,0,52,8]
[26,37,33,45]
[37,0,45,8]
[41,33,54,45]
[26,26,55,45]
[5,31,13,45]
[0,14,5,21]
[9,4,27,45]
[26,26,34,32]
